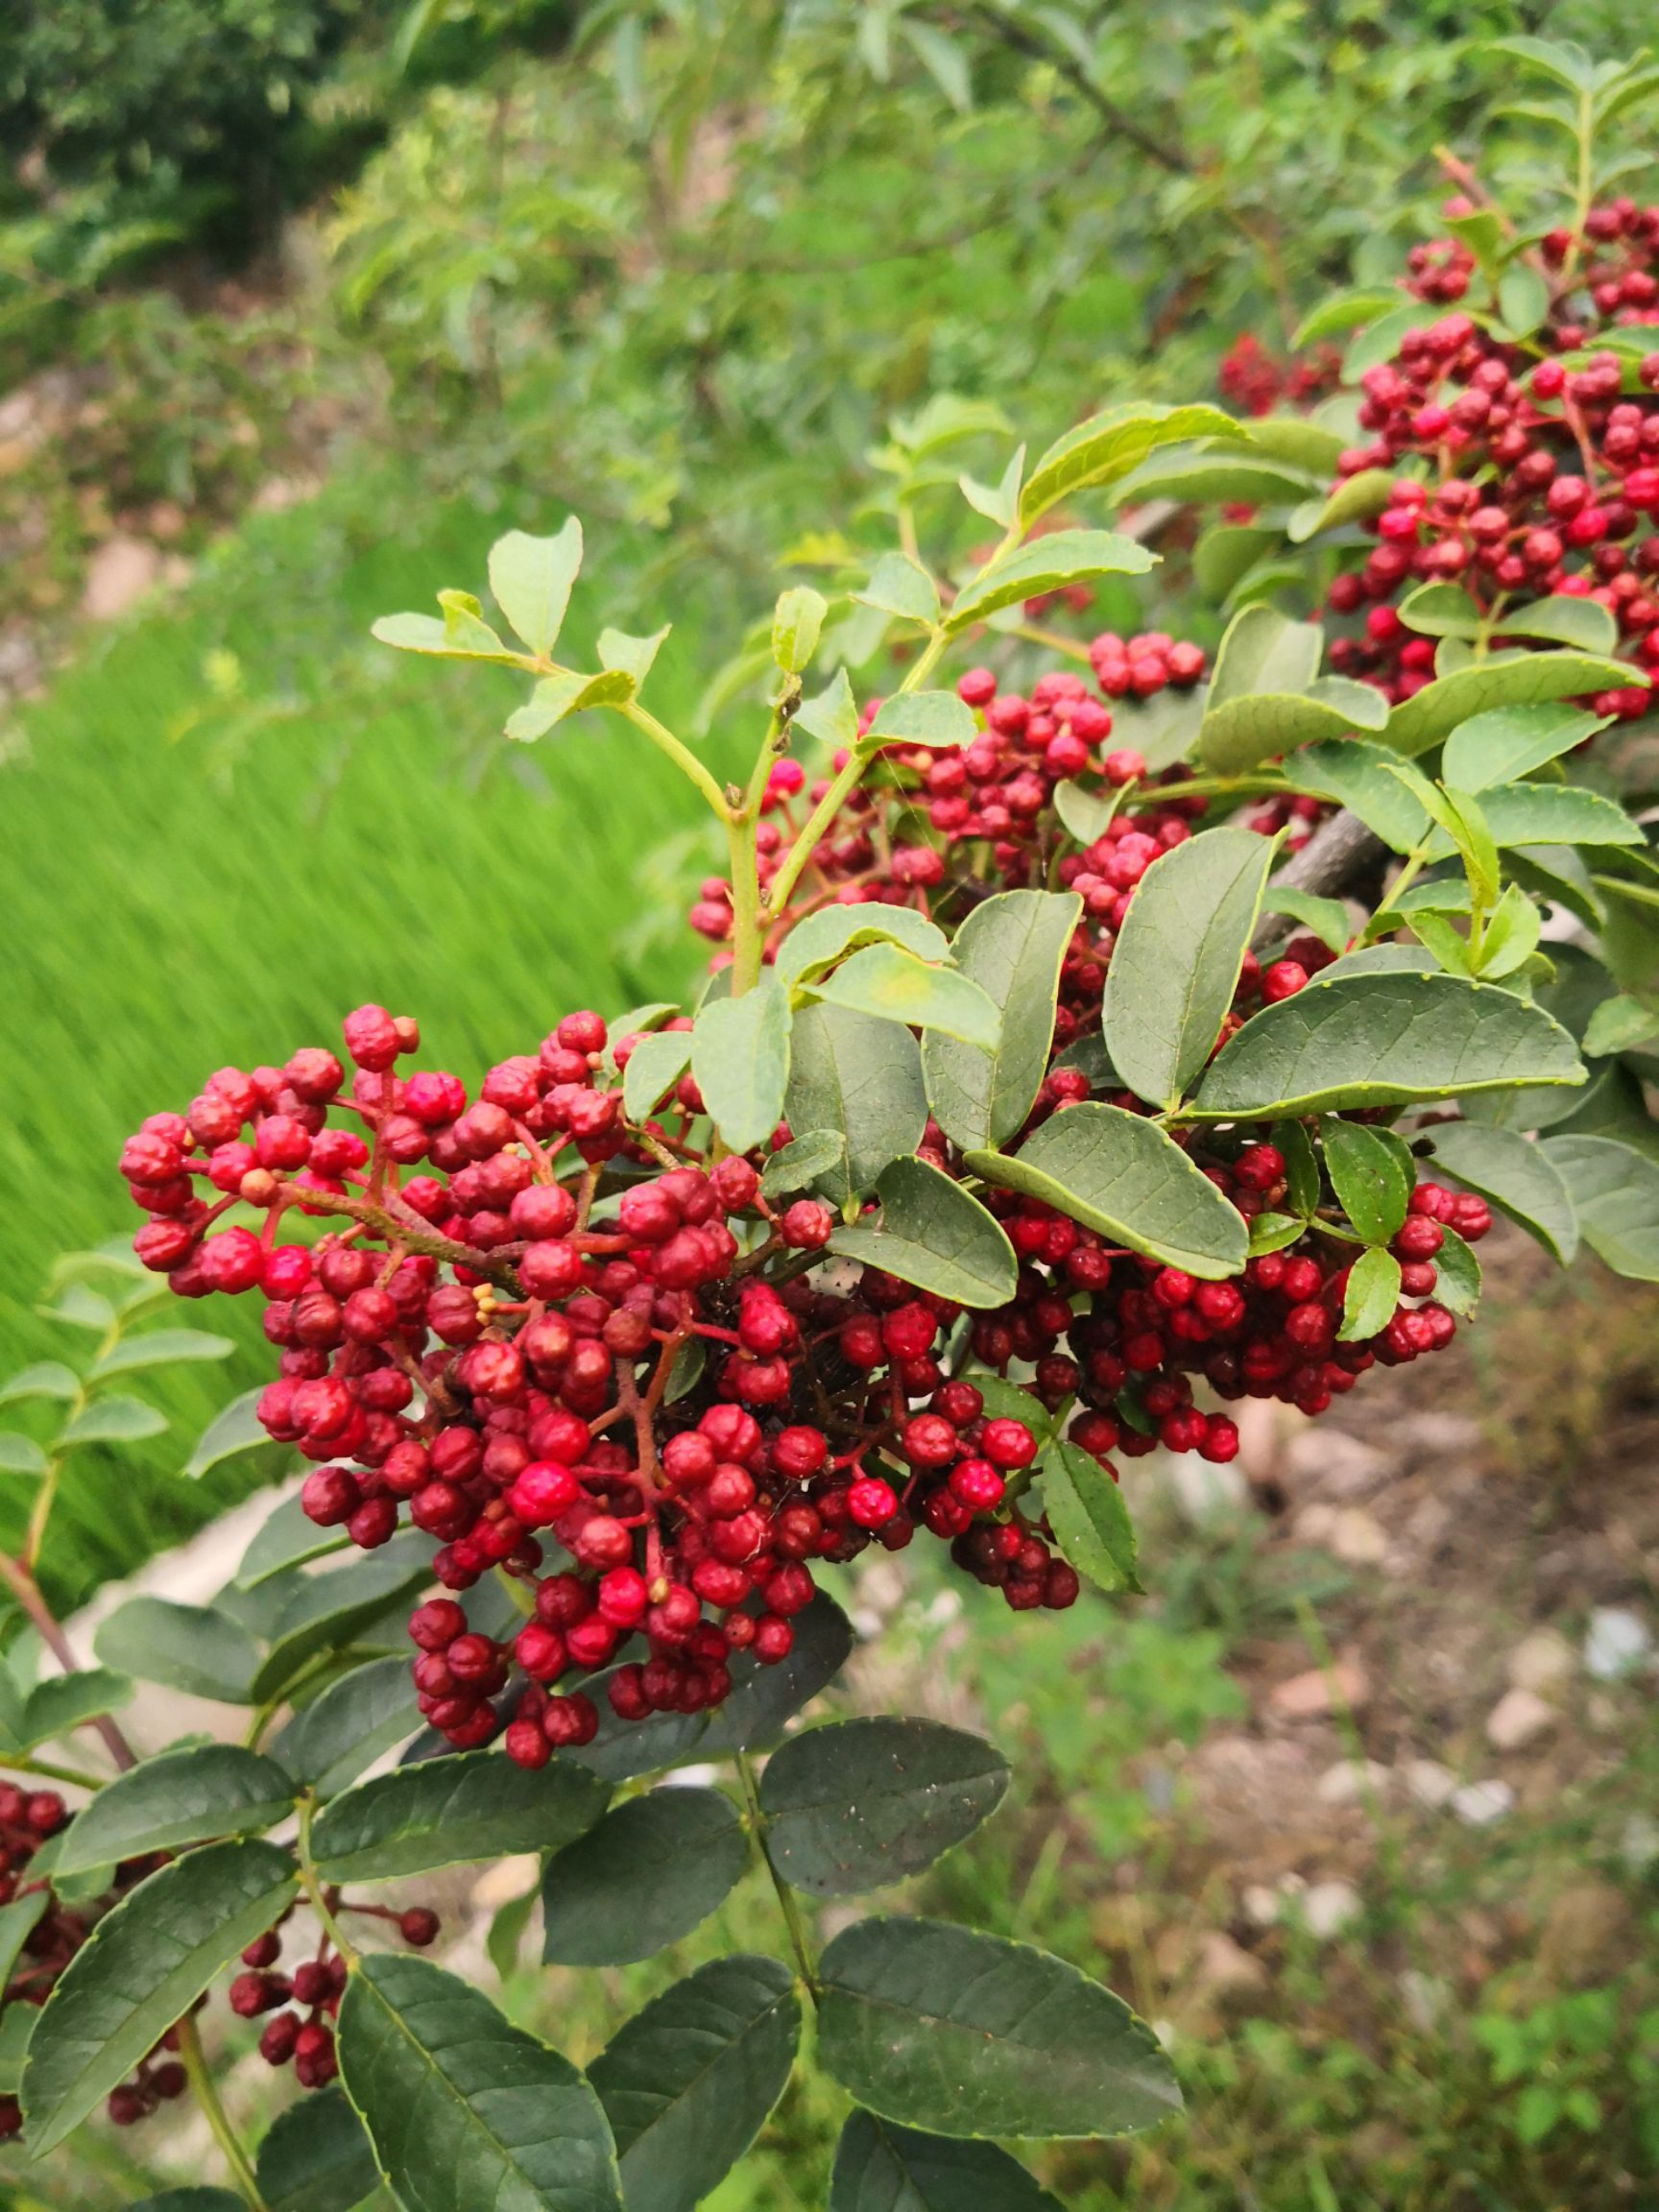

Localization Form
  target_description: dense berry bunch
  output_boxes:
[233,1901,438,2089]
[1309,199,1659,717]
[0,1788,178,2138]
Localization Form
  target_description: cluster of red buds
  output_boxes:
[1309,198,1659,717]
[231,1901,438,2089]
[1218,331,1343,418]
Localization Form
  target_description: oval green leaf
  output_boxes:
[541,1787,748,1966]
[692,979,793,1155]
[185,1386,274,1480]
[623,1029,694,1123]
[760,1718,1008,1895]
[1338,1246,1402,1341]
[1541,1134,1659,1280]
[779,904,950,992]
[337,1953,623,2212]
[830,2110,1062,2211]
[1426,1122,1579,1263]
[830,1158,1018,1310]
[251,1542,435,1703]
[94,1596,260,1704]
[59,1393,166,1447]
[787,1003,928,1206]
[89,1329,233,1380]
[924,890,1082,1151]
[488,519,582,658]
[810,943,999,1047]
[1383,652,1647,757]
[1038,1440,1142,1596]
[256,2085,381,2212]
[272,1654,421,1797]
[1192,973,1585,1119]
[1321,1118,1413,1245]
[816,1917,1180,2140]
[54,1744,295,1879]
[1105,828,1278,1108]
[312,1748,607,1884]
[18,1667,132,1752]
[866,693,976,748]
[946,531,1156,635]
[236,1491,351,1589]
[1019,403,1242,527]
[589,1956,800,2212]
[966,1104,1248,1280]
[1440,703,1608,792]
[22,1841,300,2157]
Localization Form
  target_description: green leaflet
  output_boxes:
[923,890,1080,1151]
[829,1158,1018,1310]
[1428,1121,1579,1263]
[758,1719,1009,1895]
[1038,1440,1142,1596]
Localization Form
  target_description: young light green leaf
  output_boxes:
[1430,782,1643,853]
[1053,778,1122,845]
[1583,993,1659,1057]
[370,609,530,667]
[1475,882,1543,979]
[1288,466,1398,542]
[337,1954,623,2212]
[692,980,793,1155]
[488,519,583,658]
[597,625,670,685]
[94,1598,259,1703]
[865,691,976,748]
[1339,1246,1402,1340]
[54,1745,295,1879]
[794,666,861,752]
[271,1655,421,1797]
[1260,888,1351,951]
[59,1394,166,1447]
[1321,1119,1413,1245]
[622,1029,693,1122]
[855,552,940,627]
[924,890,1081,1150]
[312,1748,609,1883]
[1497,261,1551,339]
[759,1718,1008,1895]
[0,1362,79,1407]
[947,531,1156,634]
[1494,594,1618,654]
[1291,290,1405,349]
[541,1788,747,1966]
[1433,1224,1483,1317]
[965,1104,1248,1279]
[589,1957,800,2212]
[1429,1122,1579,1263]
[505,666,637,743]
[1384,653,1647,756]
[255,2085,381,2212]
[1208,603,1320,706]
[0,1434,47,1477]
[809,943,999,1047]
[1192,972,1585,1118]
[1343,305,1441,379]
[959,444,1025,530]
[22,1841,299,2156]
[1396,582,1483,639]
[1039,1440,1142,1596]
[1019,403,1243,527]
[778,904,950,991]
[830,2112,1062,2212]
[1248,1212,1307,1256]
[830,1158,1017,1309]
[786,1004,928,1205]
[1238,417,1350,473]
[772,586,829,675]
[184,1387,272,1480]
[1441,703,1609,791]
[1542,1134,1659,1279]
[1105,828,1278,1107]
[816,1918,1180,2139]
[1112,445,1322,508]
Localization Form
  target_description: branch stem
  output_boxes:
[733,1747,819,2000]
[177,2014,267,2210]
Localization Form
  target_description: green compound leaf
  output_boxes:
[1104,828,1278,1109]
[1541,1134,1659,1280]
[255,2085,381,2212]
[1038,1439,1142,1596]
[54,1745,295,1879]
[830,1158,1017,1310]
[830,2109,1062,2210]
[541,1788,748,1966]
[692,978,794,1155]
[22,1841,300,2157]
[966,1104,1248,1280]
[17,1667,133,1752]
[589,1956,800,2212]
[250,1541,435,1704]
[1197,606,1387,773]
[0,1362,79,1407]
[924,890,1081,1152]
[337,1954,623,2212]
[808,943,1000,1047]
[59,1393,166,1447]
[779,905,950,992]
[785,1005,928,1206]
[1019,403,1243,527]
[946,531,1156,634]
[1427,1122,1579,1263]
[371,608,529,668]
[1191,973,1585,1119]
[271,1654,421,1797]
[1440,703,1608,791]
[1321,1118,1414,1246]
[1338,1246,1402,1341]
[759,1718,1008,1895]
[504,667,637,743]
[312,1749,609,1884]
[1383,652,1647,757]
[88,1329,233,1380]
[94,1596,260,1704]
[816,1918,1181,2140]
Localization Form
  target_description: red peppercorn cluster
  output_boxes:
[1218,330,1343,418]
[232,1901,435,2088]
[0,1787,182,2138]
[1309,200,1659,718]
